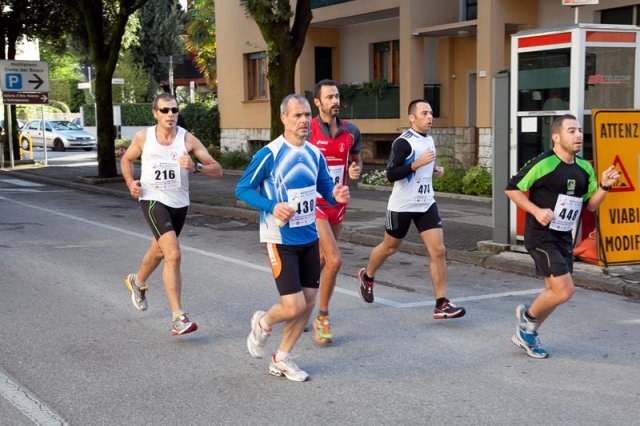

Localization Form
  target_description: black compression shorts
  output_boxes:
[265,240,321,296]
[140,200,188,240]
[385,203,442,239]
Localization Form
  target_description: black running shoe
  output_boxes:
[433,298,466,319]
[358,268,374,303]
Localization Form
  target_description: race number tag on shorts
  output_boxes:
[287,185,316,228]
[151,160,181,190]
[328,165,345,186]
[412,176,433,204]
[549,194,582,232]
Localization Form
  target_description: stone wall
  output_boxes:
[430,127,477,169]
[478,127,493,171]
[220,125,494,170]
[221,128,270,152]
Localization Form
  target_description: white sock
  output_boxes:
[275,350,289,362]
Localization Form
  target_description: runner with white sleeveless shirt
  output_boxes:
[121,93,223,336]
[358,99,466,320]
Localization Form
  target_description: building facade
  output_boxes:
[215,0,639,169]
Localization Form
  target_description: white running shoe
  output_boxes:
[268,355,309,382]
[247,310,270,358]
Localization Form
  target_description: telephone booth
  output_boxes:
[508,23,640,248]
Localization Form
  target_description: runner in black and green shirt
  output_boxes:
[505,114,620,359]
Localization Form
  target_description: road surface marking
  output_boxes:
[0,369,67,426]
[0,178,44,187]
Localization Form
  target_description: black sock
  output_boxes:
[436,297,448,307]
[525,310,536,322]
[363,273,374,282]
[318,310,328,317]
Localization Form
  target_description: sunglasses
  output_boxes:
[156,107,179,114]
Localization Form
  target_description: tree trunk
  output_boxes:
[94,66,118,177]
[267,50,297,140]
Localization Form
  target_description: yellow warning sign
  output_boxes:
[593,110,640,265]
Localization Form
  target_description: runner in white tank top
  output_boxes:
[139,125,190,208]
[120,93,223,336]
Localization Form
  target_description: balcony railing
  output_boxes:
[310,0,353,9]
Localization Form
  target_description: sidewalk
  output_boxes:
[2,161,639,299]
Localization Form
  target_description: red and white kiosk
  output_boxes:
[508,24,640,251]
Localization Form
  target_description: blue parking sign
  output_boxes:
[5,73,22,89]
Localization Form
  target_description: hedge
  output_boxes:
[80,102,220,147]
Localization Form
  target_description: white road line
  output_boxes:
[0,369,67,426]
[0,195,539,308]
[0,178,44,187]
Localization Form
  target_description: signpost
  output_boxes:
[0,60,50,168]
[592,109,640,266]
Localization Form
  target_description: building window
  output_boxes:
[600,6,635,24]
[373,40,399,85]
[465,0,477,21]
[246,52,267,100]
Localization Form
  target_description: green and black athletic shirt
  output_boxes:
[506,149,598,247]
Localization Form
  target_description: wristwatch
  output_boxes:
[600,183,611,191]
[194,162,203,174]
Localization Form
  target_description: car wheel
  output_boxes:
[21,137,30,150]
[53,139,65,151]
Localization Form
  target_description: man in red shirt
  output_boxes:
[308,79,362,345]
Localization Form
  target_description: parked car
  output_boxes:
[20,120,96,151]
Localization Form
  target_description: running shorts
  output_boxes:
[527,241,573,277]
[140,200,189,240]
[315,203,347,225]
[385,203,442,239]
[265,240,321,296]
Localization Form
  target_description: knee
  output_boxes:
[324,255,342,272]
[430,244,446,261]
[553,280,574,304]
[557,284,574,304]
[304,296,316,314]
[283,298,307,318]
[163,248,182,264]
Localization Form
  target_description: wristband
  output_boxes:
[600,183,611,191]
[194,162,203,174]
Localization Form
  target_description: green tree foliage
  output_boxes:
[244,0,312,139]
[60,0,149,178]
[131,0,184,87]
[185,0,216,87]
[115,51,152,103]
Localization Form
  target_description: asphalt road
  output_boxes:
[1,177,639,425]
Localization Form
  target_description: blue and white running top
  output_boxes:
[235,135,337,245]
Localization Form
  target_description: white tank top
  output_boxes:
[387,130,436,212]
[139,126,190,208]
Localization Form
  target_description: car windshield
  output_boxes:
[49,121,82,131]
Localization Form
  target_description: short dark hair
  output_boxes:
[408,99,429,115]
[313,79,337,99]
[551,114,577,136]
[152,93,177,110]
